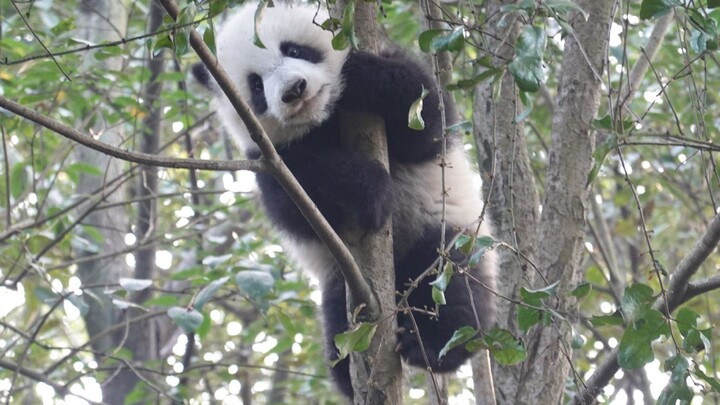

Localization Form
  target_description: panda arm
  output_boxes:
[255,145,393,238]
[340,51,443,162]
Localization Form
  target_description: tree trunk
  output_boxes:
[105,0,167,401]
[473,1,540,402]
[330,2,403,404]
[73,0,128,364]
[518,1,613,404]
[475,0,614,403]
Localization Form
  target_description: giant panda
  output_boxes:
[192,2,497,399]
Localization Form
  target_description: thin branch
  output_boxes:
[9,0,71,81]
[0,359,103,404]
[1,126,10,229]
[0,95,266,173]
[0,16,211,66]
[573,210,720,404]
[616,13,673,112]
[683,275,720,303]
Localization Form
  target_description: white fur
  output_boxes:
[392,148,496,266]
[213,4,349,150]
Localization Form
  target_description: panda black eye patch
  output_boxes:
[246,73,267,114]
[280,41,323,64]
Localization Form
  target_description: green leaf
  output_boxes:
[571,327,586,349]
[111,298,146,311]
[64,162,103,183]
[119,278,153,291]
[514,91,533,123]
[26,234,53,255]
[195,308,212,338]
[408,86,430,130]
[429,262,454,292]
[167,307,204,333]
[203,26,216,56]
[520,281,559,301]
[332,322,377,365]
[332,1,356,50]
[235,270,274,301]
[11,162,28,199]
[570,282,592,298]
[430,28,465,53]
[418,29,445,53]
[209,0,228,17]
[508,25,546,92]
[173,29,190,56]
[439,326,477,359]
[142,295,178,307]
[657,355,692,405]
[432,286,446,305]
[201,253,232,268]
[620,283,655,321]
[517,305,542,333]
[194,276,229,310]
[81,224,105,245]
[481,328,527,365]
[617,308,669,369]
[711,0,720,8]
[253,1,269,49]
[590,311,624,327]
[446,68,503,90]
[468,236,495,267]
[34,287,58,305]
[690,30,709,53]
[675,307,699,338]
[587,134,616,186]
[639,0,682,20]
[694,367,720,393]
[67,294,89,316]
[683,327,711,353]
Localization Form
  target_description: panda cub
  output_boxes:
[193,3,497,399]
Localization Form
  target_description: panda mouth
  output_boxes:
[286,84,328,121]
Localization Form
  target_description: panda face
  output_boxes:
[211,5,349,150]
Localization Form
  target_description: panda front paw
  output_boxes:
[395,325,434,369]
[356,162,393,231]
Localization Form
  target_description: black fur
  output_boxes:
[192,62,211,89]
[244,50,493,398]
[281,41,324,64]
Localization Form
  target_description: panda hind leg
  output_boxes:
[394,229,495,373]
[320,272,353,400]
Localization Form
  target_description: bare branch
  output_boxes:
[0,95,266,173]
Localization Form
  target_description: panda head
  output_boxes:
[193,4,349,150]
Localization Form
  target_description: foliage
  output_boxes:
[1,0,720,404]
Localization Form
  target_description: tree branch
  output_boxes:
[0,95,265,173]
[573,210,720,404]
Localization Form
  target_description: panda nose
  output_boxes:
[281,79,307,103]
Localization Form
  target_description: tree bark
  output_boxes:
[473,1,540,402]
[73,0,128,364]
[516,1,613,404]
[332,3,404,404]
[105,0,167,401]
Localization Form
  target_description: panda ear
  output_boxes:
[192,62,212,89]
